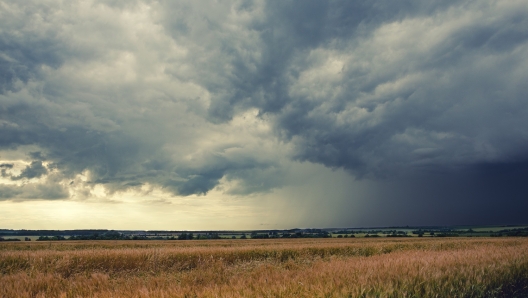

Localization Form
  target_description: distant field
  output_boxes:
[1,238,527,297]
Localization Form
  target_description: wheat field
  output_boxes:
[1,238,527,297]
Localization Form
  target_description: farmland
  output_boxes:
[1,238,528,297]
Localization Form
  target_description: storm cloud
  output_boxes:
[1,0,527,227]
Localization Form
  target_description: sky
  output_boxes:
[1,0,528,230]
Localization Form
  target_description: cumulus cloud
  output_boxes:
[0,0,527,226]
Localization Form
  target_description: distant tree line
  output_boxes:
[0,229,110,236]
[0,237,21,241]
[6,227,528,241]
[251,231,332,239]
[35,231,227,241]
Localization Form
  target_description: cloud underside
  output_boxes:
[1,0,528,202]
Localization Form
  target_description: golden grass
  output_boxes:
[1,238,527,297]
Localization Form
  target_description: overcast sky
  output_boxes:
[1,0,528,230]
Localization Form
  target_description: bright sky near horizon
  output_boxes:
[1,0,528,230]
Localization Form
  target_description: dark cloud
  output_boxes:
[0,3,67,93]
[184,1,468,121]
[156,0,528,180]
[0,164,13,178]
[28,151,45,160]
[0,35,62,93]
[257,1,528,179]
[1,81,280,198]
[0,182,68,201]
[11,161,47,180]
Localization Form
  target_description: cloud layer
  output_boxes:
[1,0,527,226]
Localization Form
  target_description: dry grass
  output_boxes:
[1,238,527,297]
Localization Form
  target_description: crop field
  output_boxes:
[1,238,528,297]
